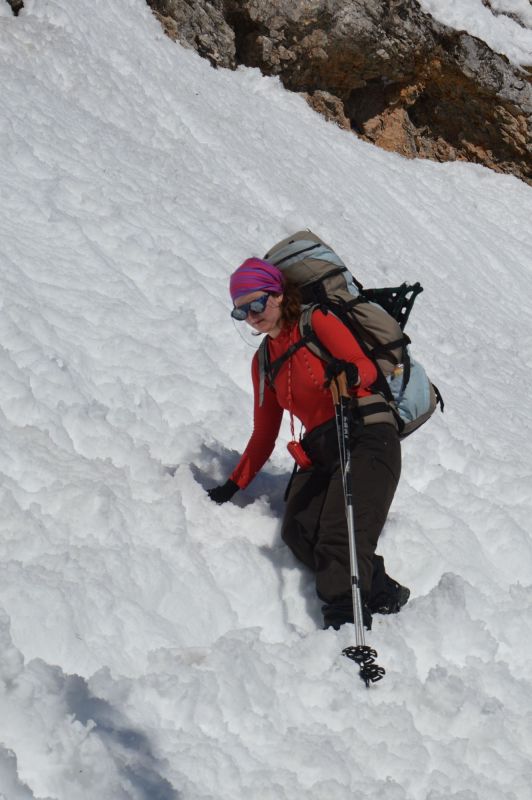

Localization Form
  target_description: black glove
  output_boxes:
[207,479,239,505]
[323,359,359,389]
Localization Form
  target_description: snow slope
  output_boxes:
[1,0,532,798]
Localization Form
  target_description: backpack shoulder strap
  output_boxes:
[299,305,334,363]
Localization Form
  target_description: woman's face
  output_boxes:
[234,291,284,337]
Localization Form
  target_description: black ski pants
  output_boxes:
[281,420,401,607]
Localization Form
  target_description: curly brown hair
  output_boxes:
[279,279,302,327]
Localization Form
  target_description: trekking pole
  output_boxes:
[330,373,385,687]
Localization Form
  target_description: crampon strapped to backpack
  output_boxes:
[258,230,444,437]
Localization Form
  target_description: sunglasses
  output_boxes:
[231,293,270,321]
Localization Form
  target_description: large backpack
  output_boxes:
[258,230,443,438]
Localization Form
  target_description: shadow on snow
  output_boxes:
[64,675,180,800]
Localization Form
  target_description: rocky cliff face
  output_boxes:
[148,0,532,184]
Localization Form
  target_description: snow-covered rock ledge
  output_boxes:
[148,0,532,184]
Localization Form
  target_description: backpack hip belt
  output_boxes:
[354,395,398,428]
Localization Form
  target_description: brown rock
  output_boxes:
[305,90,351,129]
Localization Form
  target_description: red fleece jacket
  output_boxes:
[230,309,377,489]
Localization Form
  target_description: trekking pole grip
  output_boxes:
[329,372,350,405]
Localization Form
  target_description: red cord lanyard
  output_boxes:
[287,326,303,442]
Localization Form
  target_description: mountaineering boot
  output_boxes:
[368,555,410,616]
[368,581,410,615]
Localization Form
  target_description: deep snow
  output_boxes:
[1,1,532,798]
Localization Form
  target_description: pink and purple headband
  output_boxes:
[229,258,284,301]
